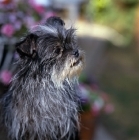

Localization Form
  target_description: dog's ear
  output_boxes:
[16,34,38,58]
[45,16,65,27]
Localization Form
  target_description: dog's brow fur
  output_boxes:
[0,17,84,140]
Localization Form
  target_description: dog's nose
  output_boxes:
[73,50,79,57]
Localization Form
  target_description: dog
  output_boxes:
[0,17,84,140]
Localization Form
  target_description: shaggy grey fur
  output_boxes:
[1,17,84,140]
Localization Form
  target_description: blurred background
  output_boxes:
[0,0,139,140]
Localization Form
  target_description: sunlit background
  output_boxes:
[0,0,139,140]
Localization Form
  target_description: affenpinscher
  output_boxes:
[1,17,84,140]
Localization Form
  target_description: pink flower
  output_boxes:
[91,98,104,117]
[0,70,12,85]
[92,104,101,117]
[29,0,45,14]
[33,5,45,14]
[104,103,115,114]
[1,24,15,37]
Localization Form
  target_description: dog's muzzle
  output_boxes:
[70,50,84,67]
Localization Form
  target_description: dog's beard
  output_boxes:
[52,50,84,87]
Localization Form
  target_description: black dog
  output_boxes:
[1,17,84,140]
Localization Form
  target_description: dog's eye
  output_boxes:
[55,47,61,54]
[65,44,70,50]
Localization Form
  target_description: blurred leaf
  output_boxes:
[86,0,137,46]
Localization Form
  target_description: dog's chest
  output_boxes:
[4,80,79,139]
[13,87,77,128]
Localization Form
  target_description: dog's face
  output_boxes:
[16,17,84,84]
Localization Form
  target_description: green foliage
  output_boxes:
[118,0,139,5]
[86,0,137,46]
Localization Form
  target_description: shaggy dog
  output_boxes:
[1,17,84,140]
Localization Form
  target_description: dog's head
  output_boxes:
[16,17,84,84]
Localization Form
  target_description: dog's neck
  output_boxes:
[8,63,79,140]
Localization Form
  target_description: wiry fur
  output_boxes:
[1,17,84,140]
